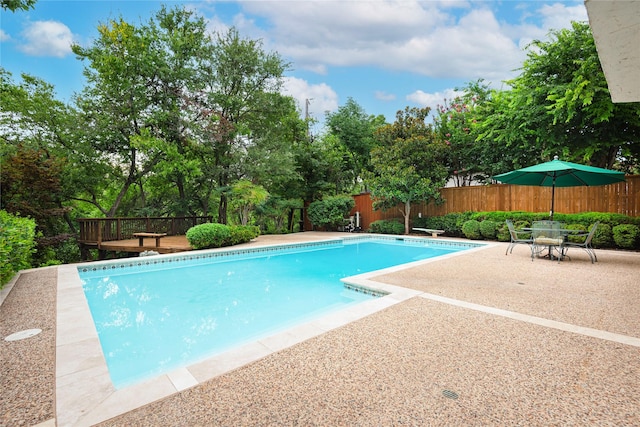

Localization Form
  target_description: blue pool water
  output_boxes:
[79,237,475,388]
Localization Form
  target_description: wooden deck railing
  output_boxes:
[78,216,213,245]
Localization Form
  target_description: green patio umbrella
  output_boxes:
[492,156,626,220]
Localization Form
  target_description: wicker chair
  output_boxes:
[562,222,599,263]
[505,219,533,255]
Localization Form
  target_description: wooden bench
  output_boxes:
[412,228,445,237]
[132,232,167,247]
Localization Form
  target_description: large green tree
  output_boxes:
[325,98,385,191]
[71,6,214,217]
[474,87,545,175]
[433,80,491,186]
[199,28,291,224]
[495,21,640,170]
[365,107,448,234]
[0,70,82,263]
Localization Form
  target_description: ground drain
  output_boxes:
[442,389,459,400]
[4,329,42,341]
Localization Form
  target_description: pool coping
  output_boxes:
[56,235,491,426]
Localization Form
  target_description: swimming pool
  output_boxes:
[79,236,481,388]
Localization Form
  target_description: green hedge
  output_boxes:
[613,224,640,249]
[461,219,482,239]
[186,223,260,250]
[0,210,36,288]
[413,212,473,237]
[479,219,498,239]
[369,219,404,235]
[412,211,640,250]
[592,223,614,248]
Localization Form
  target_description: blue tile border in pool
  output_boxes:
[343,282,389,297]
[77,239,345,273]
[77,235,484,276]
[342,234,485,249]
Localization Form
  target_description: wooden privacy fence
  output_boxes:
[352,175,639,231]
[78,216,213,245]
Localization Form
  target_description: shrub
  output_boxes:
[369,219,404,235]
[564,223,587,243]
[308,195,355,231]
[472,211,534,224]
[461,219,482,240]
[0,210,36,287]
[612,224,640,249]
[186,223,231,249]
[412,211,638,248]
[33,234,80,266]
[513,219,532,229]
[187,223,260,249]
[592,223,614,248]
[479,220,498,239]
[496,222,510,242]
[418,212,473,237]
[228,225,260,245]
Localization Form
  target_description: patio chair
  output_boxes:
[505,219,533,255]
[561,221,599,263]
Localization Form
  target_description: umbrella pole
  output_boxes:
[550,183,555,220]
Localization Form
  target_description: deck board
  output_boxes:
[98,235,192,254]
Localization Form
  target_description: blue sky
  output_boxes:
[1,0,588,129]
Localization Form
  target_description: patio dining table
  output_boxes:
[522,223,583,261]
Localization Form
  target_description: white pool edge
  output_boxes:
[56,237,493,426]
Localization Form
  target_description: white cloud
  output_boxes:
[281,76,339,121]
[195,0,587,123]
[239,1,448,68]
[0,29,10,42]
[228,1,530,87]
[18,20,74,57]
[538,3,589,32]
[375,91,396,101]
[204,15,231,36]
[504,2,588,51]
[406,88,463,113]
[228,1,587,83]
[401,8,523,81]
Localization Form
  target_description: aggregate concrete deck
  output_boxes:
[1,232,639,426]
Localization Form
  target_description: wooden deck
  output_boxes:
[97,235,192,255]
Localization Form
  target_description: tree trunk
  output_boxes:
[218,194,228,224]
[287,208,295,231]
[403,200,411,235]
[107,149,138,217]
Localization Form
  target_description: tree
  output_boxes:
[433,80,491,186]
[1,70,81,264]
[229,179,269,226]
[1,144,66,231]
[504,21,640,169]
[201,28,291,224]
[71,6,215,217]
[1,0,36,12]
[474,87,544,176]
[365,107,448,234]
[290,134,349,202]
[325,98,385,191]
